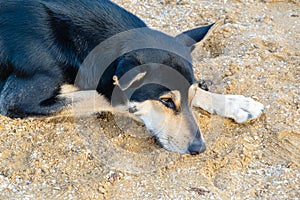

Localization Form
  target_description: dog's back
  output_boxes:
[0,0,147,117]
[0,0,147,74]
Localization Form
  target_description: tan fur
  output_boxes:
[129,90,201,153]
[54,73,263,154]
[159,90,181,110]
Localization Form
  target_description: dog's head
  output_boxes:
[76,23,219,154]
[126,83,205,155]
[105,24,218,154]
[111,61,205,154]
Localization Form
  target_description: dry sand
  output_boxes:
[0,0,299,199]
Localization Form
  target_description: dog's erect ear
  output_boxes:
[175,20,222,49]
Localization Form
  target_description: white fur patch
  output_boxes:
[222,95,264,123]
[60,84,79,94]
[192,87,264,123]
[58,90,114,116]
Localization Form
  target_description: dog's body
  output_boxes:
[0,0,264,154]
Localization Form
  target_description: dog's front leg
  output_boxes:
[192,87,264,123]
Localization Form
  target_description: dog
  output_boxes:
[0,0,264,154]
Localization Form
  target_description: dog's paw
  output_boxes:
[224,95,264,123]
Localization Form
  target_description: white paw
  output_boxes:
[224,95,264,123]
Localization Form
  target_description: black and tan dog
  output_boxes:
[0,0,264,154]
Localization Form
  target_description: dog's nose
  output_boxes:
[188,140,206,155]
[188,130,206,155]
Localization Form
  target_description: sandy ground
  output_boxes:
[0,0,299,199]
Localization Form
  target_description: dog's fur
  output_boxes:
[0,0,264,154]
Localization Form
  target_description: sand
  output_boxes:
[0,0,299,199]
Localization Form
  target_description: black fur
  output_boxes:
[0,0,146,117]
[0,0,211,117]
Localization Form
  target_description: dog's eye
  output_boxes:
[160,98,176,109]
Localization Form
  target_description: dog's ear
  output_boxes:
[111,69,147,108]
[115,53,142,78]
[111,53,147,106]
[114,53,146,91]
[175,20,222,49]
[113,71,146,91]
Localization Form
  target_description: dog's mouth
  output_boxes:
[148,130,197,154]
